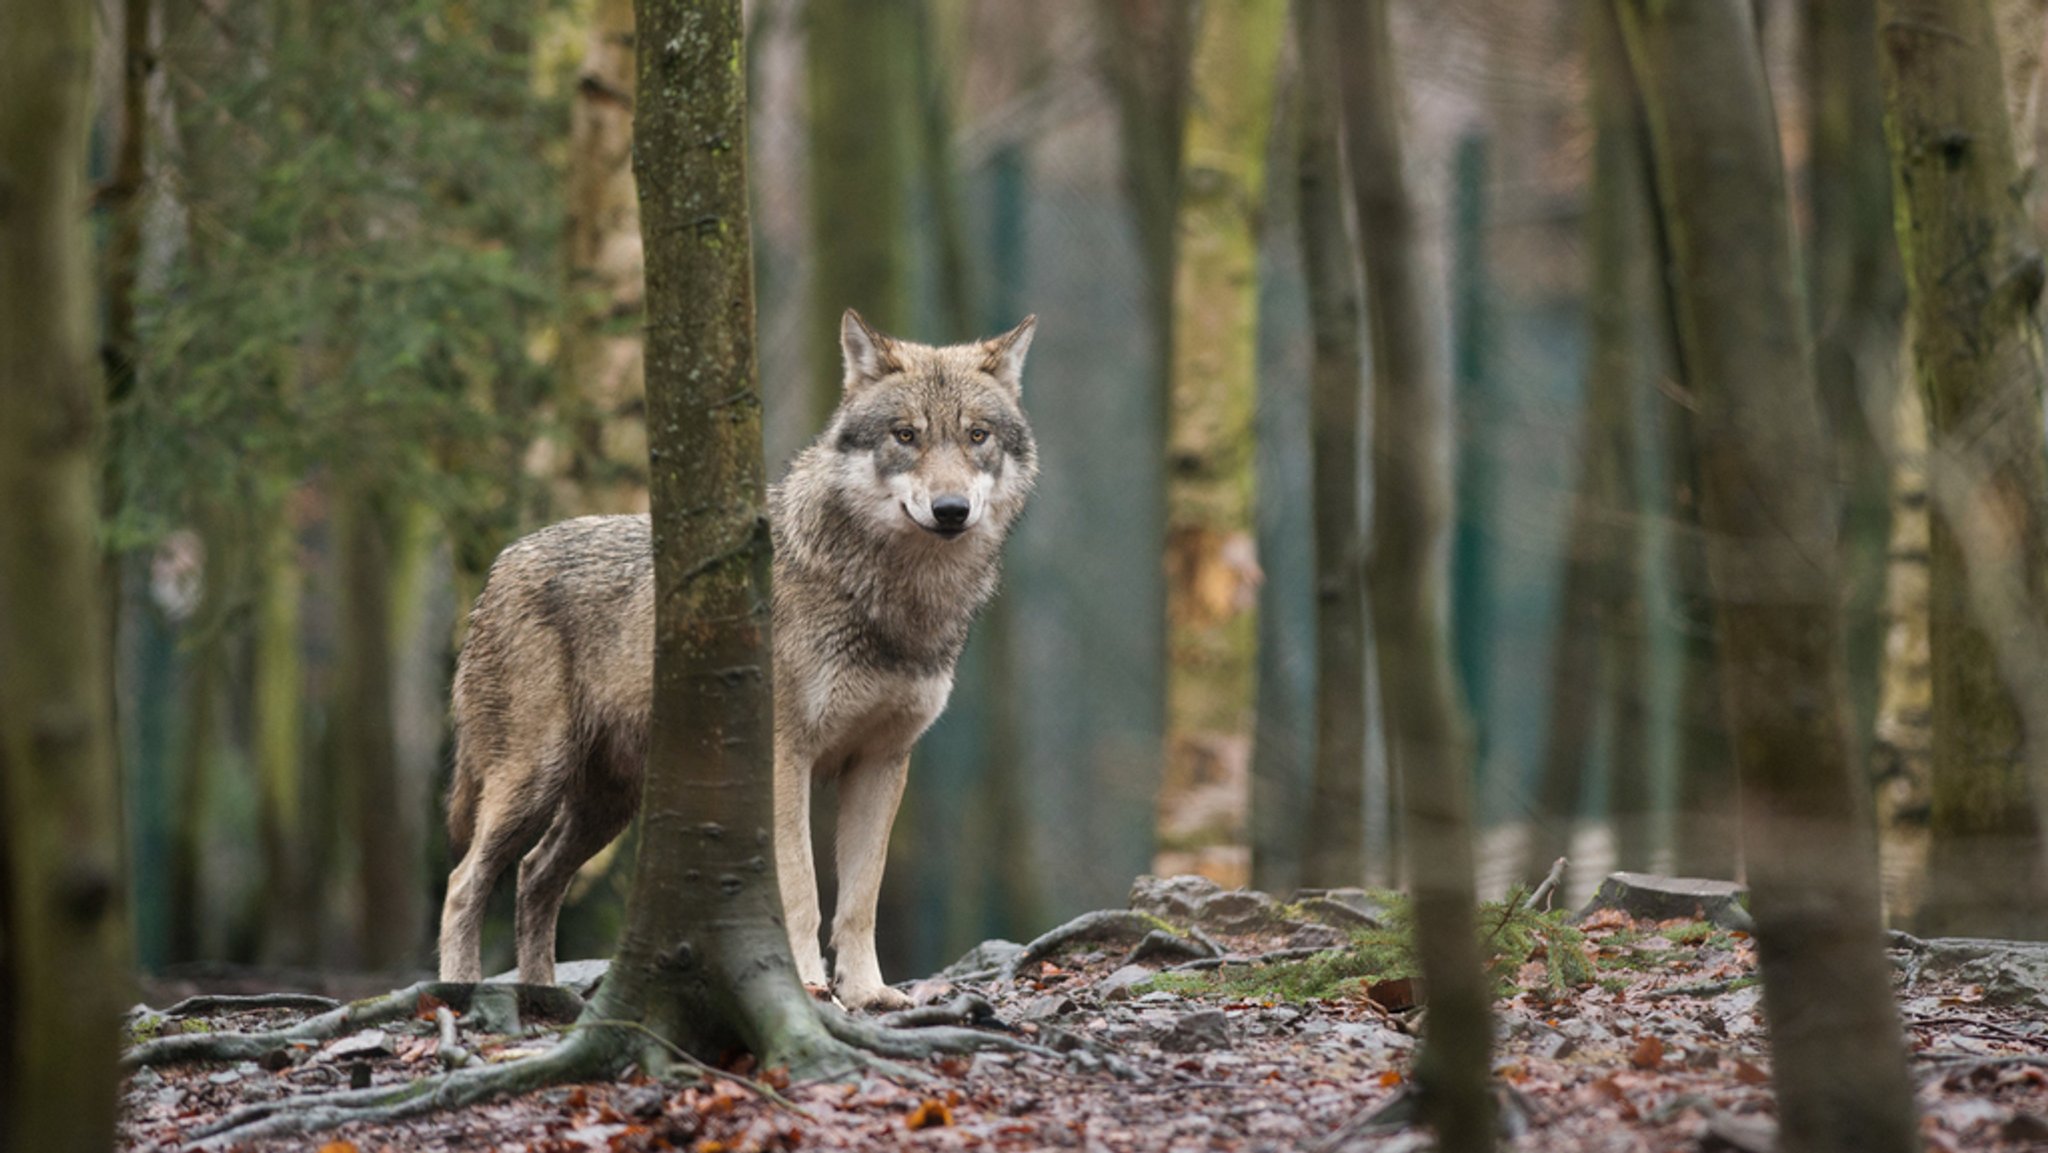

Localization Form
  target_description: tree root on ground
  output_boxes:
[817,1002,1058,1062]
[1001,911,1194,982]
[123,981,585,1069]
[159,992,345,1017]
[1168,945,1336,973]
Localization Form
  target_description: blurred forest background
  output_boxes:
[83,0,2025,987]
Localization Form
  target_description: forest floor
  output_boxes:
[118,875,2048,1153]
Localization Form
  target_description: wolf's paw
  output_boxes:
[835,981,915,1012]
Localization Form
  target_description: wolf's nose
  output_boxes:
[931,496,971,528]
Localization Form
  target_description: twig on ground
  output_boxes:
[1524,857,1568,913]
[816,1002,1059,1065]
[569,1018,808,1113]
[434,1006,473,1069]
[1904,1014,2046,1044]
[1169,946,1336,973]
[1642,979,1742,1001]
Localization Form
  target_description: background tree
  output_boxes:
[1880,0,2048,941]
[1619,2,1919,1150]
[1335,2,1495,1147]
[1290,0,1369,891]
[0,0,130,1145]
[1156,0,1287,885]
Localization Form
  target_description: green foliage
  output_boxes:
[113,0,568,565]
[1140,895,1597,1004]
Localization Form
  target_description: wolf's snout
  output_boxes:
[931,495,971,532]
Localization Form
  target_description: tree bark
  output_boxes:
[253,494,310,964]
[582,0,848,1071]
[805,0,916,426]
[1156,0,1286,886]
[1292,0,1368,891]
[557,0,648,518]
[1335,4,1494,1149]
[1806,0,1905,760]
[1880,0,2048,940]
[1618,4,1919,1151]
[0,0,130,1146]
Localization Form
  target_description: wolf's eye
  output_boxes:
[969,428,989,445]
[893,427,916,445]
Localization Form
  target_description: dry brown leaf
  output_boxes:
[905,1099,953,1129]
[1629,1035,1665,1071]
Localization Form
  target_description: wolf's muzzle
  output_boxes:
[930,495,971,536]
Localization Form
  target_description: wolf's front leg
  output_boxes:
[830,754,915,1011]
[774,747,829,989]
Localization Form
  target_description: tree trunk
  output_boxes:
[1450,136,1497,772]
[0,0,130,1145]
[253,495,310,964]
[1155,0,1286,886]
[557,0,648,518]
[581,0,848,1071]
[1525,1,1658,890]
[1335,4,1494,1149]
[1618,4,1919,1151]
[1806,0,1904,760]
[1880,0,2048,940]
[805,0,916,426]
[336,488,419,969]
[1292,0,1368,891]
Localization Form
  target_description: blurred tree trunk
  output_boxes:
[1291,0,1368,891]
[335,487,418,968]
[168,534,227,962]
[1880,0,2048,939]
[1450,137,1497,775]
[1806,0,1904,761]
[252,493,310,964]
[1525,0,1656,888]
[805,0,915,425]
[557,0,648,517]
[1156,0,1286,886]
[1335,3,1495,1149]
[1619,4,1919,1151]
[0,0,130,1143]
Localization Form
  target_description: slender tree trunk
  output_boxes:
[1450,135,1497,769]
[253,494,309,964]
[581,0,849,1072]
[1618,5,1919,1151]
[805,0,916,426]
[557,0,648,518]
[1156,0,1286,886]
[1335,4,1494,1149]
[1292,0,1368,891]
[1880,0,2048,940]
[336,488,418,969]
[168,556,225,963]
[0,0,130,1145]
[1806,0,1904,760]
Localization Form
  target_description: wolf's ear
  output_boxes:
[840,309,903,390]
[979,315,1037,393]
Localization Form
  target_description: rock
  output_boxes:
[207,1069,243,1086]
[1290,888,1391,927]
[1156,1009,1230,1053]
[129,1067,164,1090]
[1130,874,1225,922]
[1021,994,1076,1022]
[1136,990,1183,1004]
[486,958,611,999]
[1281,922,1348,950]
[1123,929,1212,967]
[1196,890,1281,934]
[325,1029,391,1060]
[1576,872,1753,931]
[937,939,1025,979]
[1098,964,1157,1001]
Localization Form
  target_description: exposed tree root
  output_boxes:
[816,1001,1058,1062]
[160,992,344,1017]
[1001,911,1188,981]
[123,981,585,1069]
[876,993,1007,1031]
[1169,945,1336,973]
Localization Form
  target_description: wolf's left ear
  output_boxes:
[980,315,1037,393]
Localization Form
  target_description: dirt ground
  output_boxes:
[118,887,2048,1153]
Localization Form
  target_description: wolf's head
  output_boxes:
[820,309,1039,545]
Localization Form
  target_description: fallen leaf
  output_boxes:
[1629,1035,1664,1071]
[905,1099,953,1129]
[317,1143,359,1153]
[414,992,447,1021]
[1732,1059,1771,1085]
[1377,1069,1402,1088]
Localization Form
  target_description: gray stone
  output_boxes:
[486,958,611,998]
[1130,874,1225,922]
[1576,872,1754,930]
[1291,888,1393,926]
[1156,1008,1230,1052]
[937,939,1026,979]
[325,1029,391,1060]
[1021,994,1076,1022]
[1196,890,1281,934]
[1098,964,1157,1001]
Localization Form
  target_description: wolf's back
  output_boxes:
[447,515,657,855]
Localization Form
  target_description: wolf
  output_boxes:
[436,310,1038,1010]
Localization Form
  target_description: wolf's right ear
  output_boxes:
[979,315,1037,394]
[841,309,903,391]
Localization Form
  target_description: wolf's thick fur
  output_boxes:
[437,311,1037,1009]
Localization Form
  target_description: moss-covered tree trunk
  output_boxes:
[1525,0,1658,890]
[1806,0,1904,758]
[805,0,915,426]
[1880,0,2048,940]
[1292,0,1368,891]
[558,0,648,518]
[1156,0,1286,885]
[1335,4,1494,1148]
[0,0,131,1145]
[580,0,847,1070]
[1618,3,1918,1150]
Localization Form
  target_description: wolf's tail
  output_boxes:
[446,736,480,860]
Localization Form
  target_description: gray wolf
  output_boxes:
[436,310,1038,1010]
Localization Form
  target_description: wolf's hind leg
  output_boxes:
[830,754,913,1011]
[438,805,540,982]
[514,788,636,987]
[776,747,829,989]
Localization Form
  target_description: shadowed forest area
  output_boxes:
[12,0,2048,1150]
